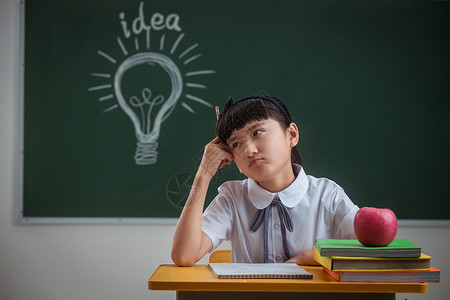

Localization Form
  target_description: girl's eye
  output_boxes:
[232,142,241,148]
[253,130,263,136]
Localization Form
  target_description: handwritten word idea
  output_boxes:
[119,1,181,39]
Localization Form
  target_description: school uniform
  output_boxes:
[201,164,359,263]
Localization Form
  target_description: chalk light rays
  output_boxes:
[88,31,215,114]
[88,51,117,113]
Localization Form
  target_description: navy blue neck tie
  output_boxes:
[250,196,294,263]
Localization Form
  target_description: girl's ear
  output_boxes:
[288,123,299,148]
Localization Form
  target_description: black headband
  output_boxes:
[219,96,292,124]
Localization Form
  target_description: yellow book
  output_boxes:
[312,246,431,271]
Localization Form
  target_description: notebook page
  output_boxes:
[209,263,313,279]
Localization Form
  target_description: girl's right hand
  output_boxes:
[198,137,233,179]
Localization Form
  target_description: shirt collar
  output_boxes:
[247,164,309,209]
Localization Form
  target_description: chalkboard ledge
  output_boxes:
[17,217,179,225]
[16,216,450,226]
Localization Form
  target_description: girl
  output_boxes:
[171,96,359,266]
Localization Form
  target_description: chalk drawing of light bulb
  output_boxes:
[114,52,182,165]
[88,3,216,165]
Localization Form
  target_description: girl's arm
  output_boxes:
[171,137,233,266]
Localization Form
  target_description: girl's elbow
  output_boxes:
[171,251,196,267]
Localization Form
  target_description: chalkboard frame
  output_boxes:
[17,0,450,225]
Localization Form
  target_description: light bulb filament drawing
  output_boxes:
[129,87,165,138]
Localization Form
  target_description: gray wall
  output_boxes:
[0,0,448,299]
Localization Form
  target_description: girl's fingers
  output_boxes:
[211,136,221,143]
[218,158,232,170]
[200,137,233,177]
[213,137,232,154]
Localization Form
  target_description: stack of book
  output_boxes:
[313,239,440,283]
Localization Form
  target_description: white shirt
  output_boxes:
[201,164,359,263]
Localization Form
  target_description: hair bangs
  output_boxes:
[216,98,279,143]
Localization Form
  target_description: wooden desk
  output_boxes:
[149,264,427,300]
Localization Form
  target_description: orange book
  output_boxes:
[323,266,440,283]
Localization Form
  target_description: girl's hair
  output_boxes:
[216,96,302,165]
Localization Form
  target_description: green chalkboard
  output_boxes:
[21,0,450,221]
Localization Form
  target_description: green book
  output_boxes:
[315,239,421,258]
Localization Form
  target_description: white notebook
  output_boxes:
[209,263,313,279]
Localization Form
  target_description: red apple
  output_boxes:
[354,207,398,247]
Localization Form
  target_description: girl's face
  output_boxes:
[226,118,299,192]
